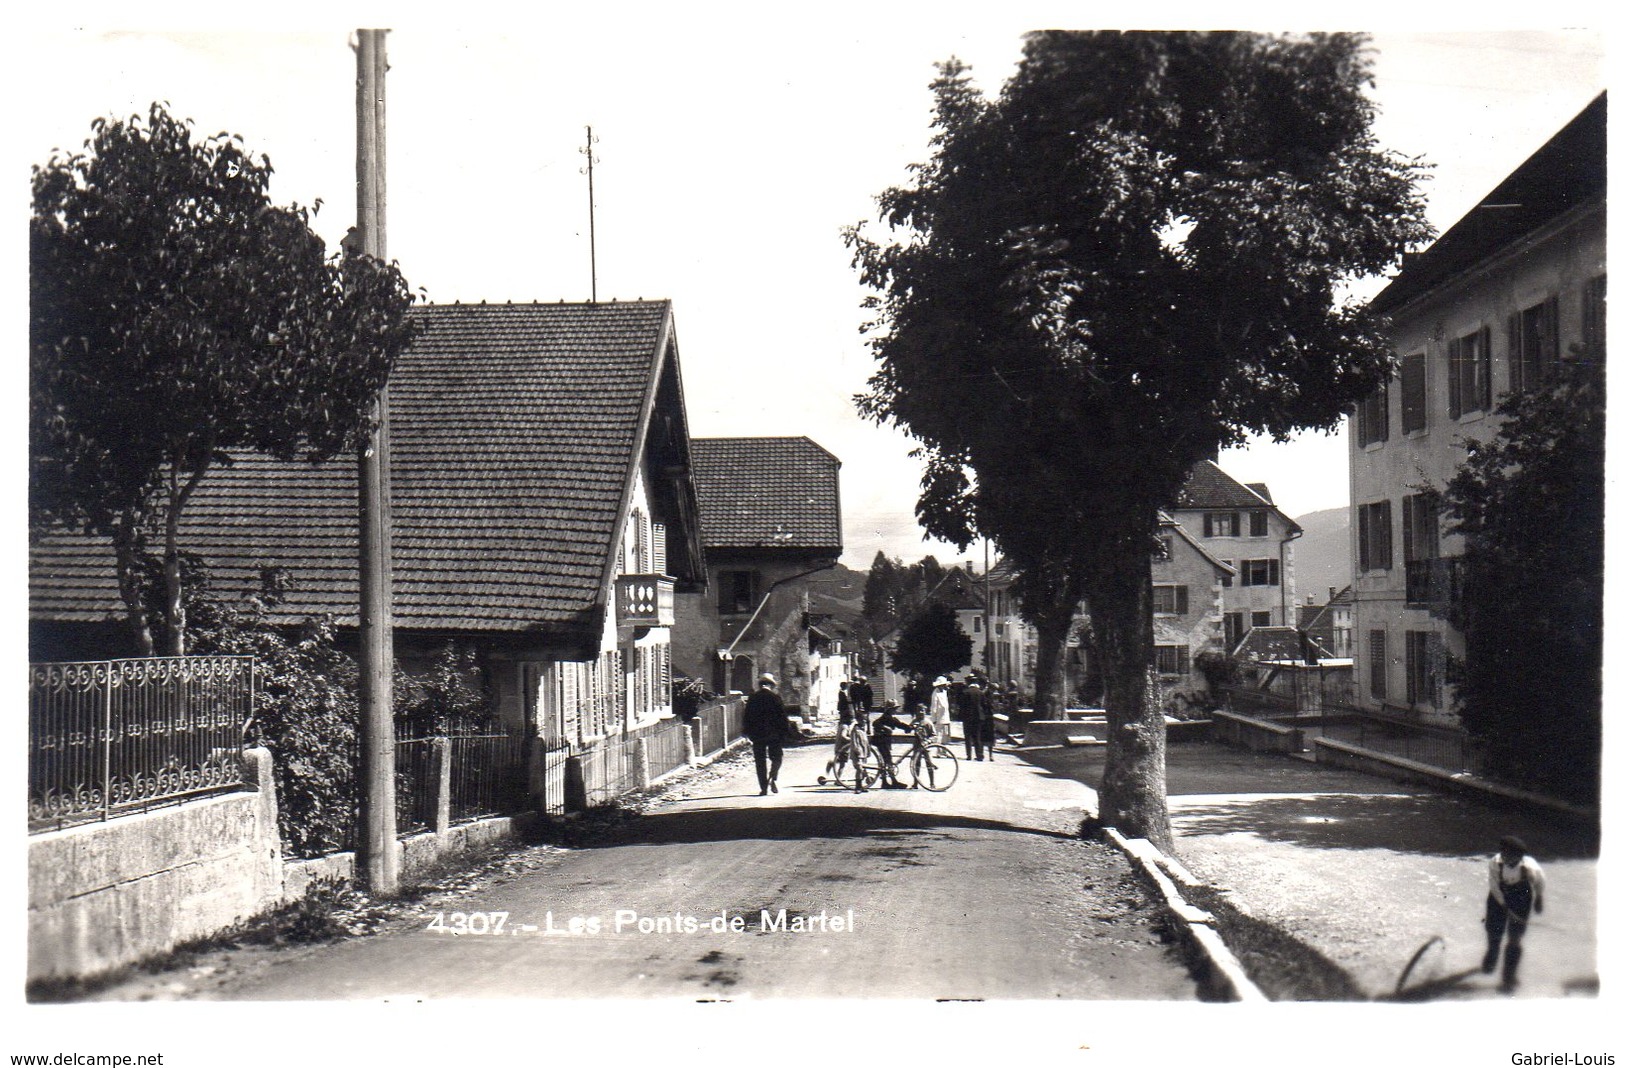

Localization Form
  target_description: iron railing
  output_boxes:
[1315,703,1483,774]
[29,656,254,831]
[448,728,530,823]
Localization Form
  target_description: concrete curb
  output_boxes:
[1102,827,1268,1003]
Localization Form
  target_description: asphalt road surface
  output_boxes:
[97,737,1197,1001]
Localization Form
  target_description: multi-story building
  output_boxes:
[1170,460,1303,652]
[1348,93,1605,725]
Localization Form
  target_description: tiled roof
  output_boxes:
[1173,460,1301,533]
[691,437,841,552]
[1175,460,1273,510]
[31,300,677,639]
[1371,93,1605,317]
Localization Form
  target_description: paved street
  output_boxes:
[100,737,1196,1001]
[1021,740,1600,1000]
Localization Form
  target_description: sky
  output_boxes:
[8,18,1607,577]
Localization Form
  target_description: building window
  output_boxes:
[1249,510,1270,537]
[1219,560,1234,588]
[1154,645,1190,676]
[972,616,981,633]
[1402,491,1442,607]
[1204,511,1241,537]
[1400,351,1427,434]
[717,570,760,614]
[1448,326,1492,419]
[1369,629,1388,701]
[1358,500,1394,573]
[1509,296,1560,393]
[1152,585,1190,615]
[1582,274,1606,357]
[1239,558,1280,587]
[1405,629,1442,707]
[1224,612,1246,651]
[1356,381,1390,447]
[1251,610,1272,628]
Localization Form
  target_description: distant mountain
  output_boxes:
[1293,506,1352,606]
[805,562,867,635]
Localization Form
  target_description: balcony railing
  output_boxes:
[615,573,675,628]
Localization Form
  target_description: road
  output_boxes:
[1022,740,1599,1000]
[98,736,1197,1001]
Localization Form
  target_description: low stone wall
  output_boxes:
[27,748,284,985]
[1208,709,1304,754]
[1023,716,1211,747]
[1312,737,1598,826]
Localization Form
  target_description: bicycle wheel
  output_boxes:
[910,744,959,791]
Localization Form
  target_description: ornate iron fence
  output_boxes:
[29,656,254,831]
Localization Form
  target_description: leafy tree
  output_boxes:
[182,562,362,857]
[889,601,974,681]
[31,102,418,655]
[848,32,1430,845]
[861,550,902,626]
[1444,352,1603,805]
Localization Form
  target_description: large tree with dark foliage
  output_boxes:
[848,32,1430,845]
[31,102,418,655]
[889,601,974,682]
[1445,351,1603,805]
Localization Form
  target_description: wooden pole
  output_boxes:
[355,27,398,895]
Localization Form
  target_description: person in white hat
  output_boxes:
[743,673,792,795]
[929,676,952,745]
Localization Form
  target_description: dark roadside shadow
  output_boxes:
[564,801,1081,850]
[1171,790,1599,860]
[1017,743,1599,861]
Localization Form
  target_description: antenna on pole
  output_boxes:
[581,125,599,303]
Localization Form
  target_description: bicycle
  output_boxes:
[865,718,960,792]
[897,724,958,791]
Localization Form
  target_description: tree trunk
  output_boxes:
[111,513,156,657]
[1088,542,1171,851]
[160,462,208,657]
[1020,572,1083,719]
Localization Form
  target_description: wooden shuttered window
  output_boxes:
[1448,326,1492,419]
[1356,382,1390,447]
[1582,275,1606,357]
[1400,352,1427,434]
[1509,296,1560,393]
[1358,501,1393,573]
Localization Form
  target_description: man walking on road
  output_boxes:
[744,673,792,795]
[1483,835,1546,992]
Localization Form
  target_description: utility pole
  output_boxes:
[982,538,993,678]
[580,126,600,302]
[355,27,398,895]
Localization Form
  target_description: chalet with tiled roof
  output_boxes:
[671,437,842,707]
[1170,459,1302,650]
[31,299,706,743]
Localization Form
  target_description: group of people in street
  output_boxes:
[895,671,1020,761]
